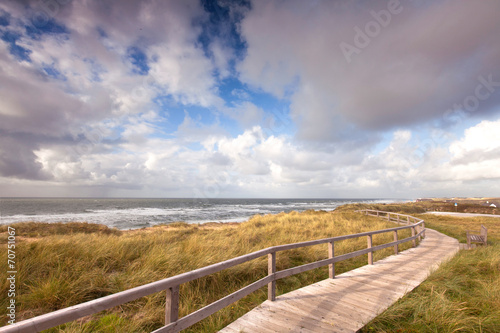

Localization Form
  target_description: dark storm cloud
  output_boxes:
[238,0,500,141]
[0,134,50,180]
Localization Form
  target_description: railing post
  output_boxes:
[328,241,335,279]
[387,213,390,221]
[367,235,373,265]
[165,285,179,325]
[268,252,276,301]
[376,211,379,217]
[397,215,400,223]
[422,221,425,238]
[407,216,410,224]
[411,226,416,247]
[393,230,398,254]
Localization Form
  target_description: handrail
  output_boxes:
[0,210,425,333]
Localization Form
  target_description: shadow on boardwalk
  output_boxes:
[219,229,459,333]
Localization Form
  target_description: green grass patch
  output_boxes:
[361,244,500,333]
[360,202,500,333]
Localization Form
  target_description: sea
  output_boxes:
[0,198,399,230]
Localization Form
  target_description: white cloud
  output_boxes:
[221,101,266,130]
[209,39,233,79]
[148,42,223,108]
[442,119,500,181]
[449,119,500,160]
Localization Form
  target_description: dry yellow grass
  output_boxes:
[0,209,413,332]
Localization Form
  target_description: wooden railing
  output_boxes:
[0,210,425,333]
[358,209,426,239]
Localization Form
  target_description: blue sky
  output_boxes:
[1,0,500,199]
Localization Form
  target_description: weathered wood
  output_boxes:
[466,225,487,249]
[165,285,179,325]
[275,248,362,280]
[220,228,459,333]
[328,241,335,278]
[367,234,373,265]
[273,236,417,282]
[274,295,360,330]
[233,305,297,333]
[240,308,292,333]
[269,223,422,253]
[253,301,337,332]
[155,275,274,333]
[412,227,416,247]
[268,252,276,301]
[393,230,399,254]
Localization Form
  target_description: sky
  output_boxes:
[1,0,500,199]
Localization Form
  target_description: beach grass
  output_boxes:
[0,209,413,332]
[356,204,500,333]
[361,242,500,333]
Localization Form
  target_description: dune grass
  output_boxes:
[361,243,500,333]
[0,209,414,332]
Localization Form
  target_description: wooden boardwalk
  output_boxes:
[219,228,459,333]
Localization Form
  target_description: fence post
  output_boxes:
[328,241,335,278]
[422,221,425,238]
[397,215,400,223]
[407,216,410,224]
[165,285,179,325]
[268,252,276,301]
[393,230,398,254]
[367,235,373,265]
[411,226,416,247]
[376,211,379,217]
[387,213,390,221]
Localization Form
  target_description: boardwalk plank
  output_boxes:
[295,286,391,315]
[274,297,360,331]
[244,299,356,333]
[279,288,376,324]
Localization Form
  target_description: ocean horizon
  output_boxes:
[0,197,404,230]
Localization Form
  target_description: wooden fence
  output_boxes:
[0,210,425,333]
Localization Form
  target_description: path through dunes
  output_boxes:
[219,228,459,333]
